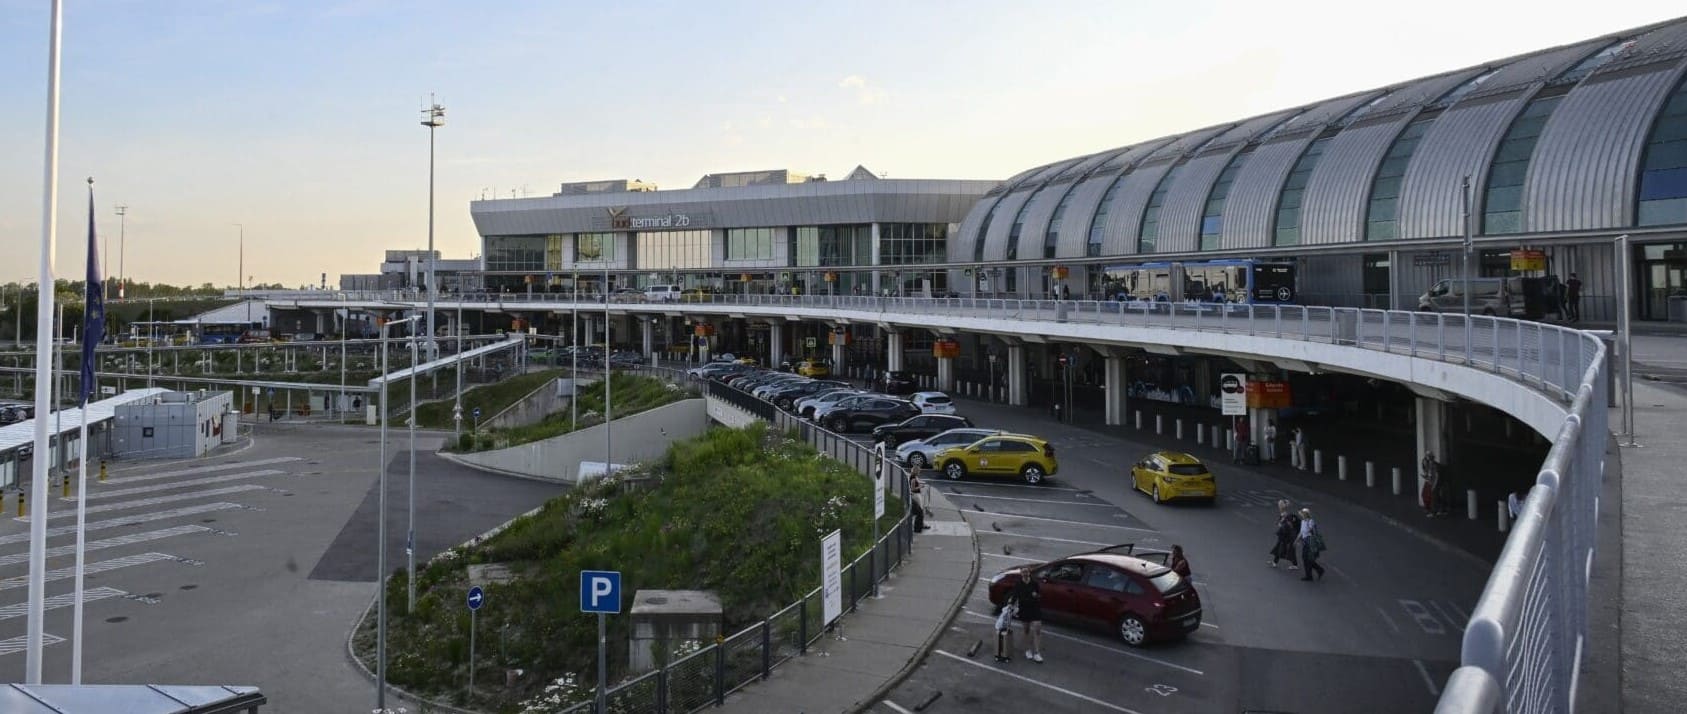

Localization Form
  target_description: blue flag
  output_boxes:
[80,186,104,406]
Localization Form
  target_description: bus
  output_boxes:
[1098,259,1297,304]
[197,324,247,345]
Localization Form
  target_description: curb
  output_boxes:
[434,449,579,487]
[847,489,981,714]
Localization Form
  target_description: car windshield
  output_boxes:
[1167,464,1208,476]
[921,395,951,404]
[1148,570,1185,594]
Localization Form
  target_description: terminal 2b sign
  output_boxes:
[598,207,714,231]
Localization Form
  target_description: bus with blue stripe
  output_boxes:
[1098,259,1297,304]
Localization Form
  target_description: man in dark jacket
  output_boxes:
[1565,273,1583,321]
[1270,499,1300,569]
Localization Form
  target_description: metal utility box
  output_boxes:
[112,391,234,459]
[628,590,722,673]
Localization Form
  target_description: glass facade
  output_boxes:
[1089,179,1125,256]
[1139,165,1183,253]
[1482,96,1563,234]
[1200,150,1251,251]
[575,232,616,261]
[1638,76,1687,226]
[726,227,778,260]
[879,223,948,265]
[636,230,712,271]
[484,235,550,271]
[1046,191,1076,256]
[794,225,872,268]
[973,203,1000,262]
[1274,137,1329,247]
[1365,117,1434,240]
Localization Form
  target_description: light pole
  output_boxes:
[146,298,155,388]
[571,269,578,427]
[115,205,126,300]
[234,223,248,327]
[604,264,612,474]
[421,98,445,362]
[375,314,418,713]
[406,324,418,614]
[453,300,463,439]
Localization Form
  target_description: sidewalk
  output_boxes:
[716,487,978,714]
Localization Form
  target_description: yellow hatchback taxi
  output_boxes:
[796,360,831,378]
[1131,451,1217,504]
[934,434,1058,485]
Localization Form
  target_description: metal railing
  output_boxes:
[314,292,1605,713]
[550,380,913,713]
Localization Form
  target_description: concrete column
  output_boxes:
[314,310,328,335]
[641,319,654,360]
[887,332,905,372]
[937,357,955,392]
[1415,397,1449,497]
[832,337,846,373]
[585,316,597,345]
[1006,343,1027,407]
[770,322,785,369]
[1103,353,1127,427]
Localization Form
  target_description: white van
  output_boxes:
[1418,277,1526,317]
[644,284,682,302]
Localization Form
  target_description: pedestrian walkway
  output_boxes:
[715,486,978,714]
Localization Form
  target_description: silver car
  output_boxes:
[895,428,1003,471]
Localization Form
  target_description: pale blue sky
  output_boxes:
[1,1,1680,287]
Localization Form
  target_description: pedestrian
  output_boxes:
[1565,273,1583,322]
[1270,499,1300,569]
[1170,545,1192,579]
[1263,420,1278,463]
[910,469,928,532]
[1421,452,1440,517]
[993,596,1017,663]
[1012,573,1045,663]
[1291,427,1307,470]
[1232,425,1249,464]
[1298,508,1326,582]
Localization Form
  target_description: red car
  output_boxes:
[986,544,1202,647]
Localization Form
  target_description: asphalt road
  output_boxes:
[865,397,1487,714]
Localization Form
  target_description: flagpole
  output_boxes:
[26,0,65,683]
[73,177,100,684]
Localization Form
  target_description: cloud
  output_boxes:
[777,95,788,104]
[838,75,888,105]
[789,117,831,130]
[757,116,773,129]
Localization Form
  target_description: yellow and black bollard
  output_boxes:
[16,491,24,518]
[99,460,107,483]
[62,474,69,499]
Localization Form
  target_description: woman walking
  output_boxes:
[1012,574,1045,662]
[1298,508,1326,582]
[1269,500,1300,570]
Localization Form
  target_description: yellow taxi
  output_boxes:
[1131,451,1217,504]
[735,356,759,366]
[934,433,1058,485]
[796,359,831,377]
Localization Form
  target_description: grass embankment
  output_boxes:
[354,422,902,712]
[450,373,694,452]
[413,368,571,429]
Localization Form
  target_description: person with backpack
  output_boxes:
[1298,508,1326,582]
[1270,499,1300,570]
[1012,574,1045,663]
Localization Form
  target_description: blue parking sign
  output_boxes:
[580,570,621,614]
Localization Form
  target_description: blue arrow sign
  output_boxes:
[580,570,622,614]
[472,407,482,418]
[467,586,485,611]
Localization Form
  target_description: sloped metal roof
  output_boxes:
[0,389,169,454]
[0,684,264,713]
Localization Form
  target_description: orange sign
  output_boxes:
[932,339,960,359]
[828,331,853,346]
[1245,381,1293,409]
[1510,249,1546,272]
[1051,266,1069,280]
[693,324,715,337]
[824,272,837,282]
[740,273,751,282]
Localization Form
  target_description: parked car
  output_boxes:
[687,361,745,380]
[1130,451,1217,504]
[879,370,918,395]
[796,359,832,378]
[767,380,848,410]
[644,284,682,302]
[1417,277,1527,317]
[822,397,920,433]
[986,544,1202,647]
[871,413,974,447]
[932,433,1058,484]
[810,393,886,423]
[908,391,957,415]
[752,375,810,400]
[796,389,862,418]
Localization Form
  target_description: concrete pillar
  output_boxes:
[1211,425,1220,447]
[1391,467,1403,495]
[1103,353,1127,426]
[770,322,785,369]
[887,332,905,372]
[1415,397,1449,499]
[1176,419,1184,440]
[832,338,846,373]
[937,357,955,392]
[1196,426,1205,445]
[1006,344,1027,407]
[585,316,597,345]
[1155,415,1164,435]
[314,310,328,335]
[641,319,654,361]
[1366,461,1376,487]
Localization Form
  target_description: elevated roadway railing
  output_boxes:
[288,291,1606,713]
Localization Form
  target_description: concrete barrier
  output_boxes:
[450,399,708,484]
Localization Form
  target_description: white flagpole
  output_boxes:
[26,0,65,684]
[72,391,88,683]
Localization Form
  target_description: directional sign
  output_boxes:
[467,586,485,611]
[580,570,622,614]
[1220,373,1246,416]
[268,388,275,396]
[472,407,482,419]
[821,531,842,625]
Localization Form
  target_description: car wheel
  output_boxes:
[882,435,898,448]
[944,461,965,480]
[829,417,849,432]
[1152,483,1164,504]
[1021,464,1044,485]
[777,398,791,409]
[1117,614,1148,647]
[909,452,927,470]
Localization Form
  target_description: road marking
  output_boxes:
[975,531,1116,547]
[0,633,64,656]
[1447,600,1472,623]
[71,469,284,501]
[0,525,210,568]
[0,587,126,621]
[1429,600,1466,633]
[0,553,177,591]
[933,482,1081,493]
[1413,659,1441,696]
[0,503,240,546]
[933,649,1144,714]
[959,609,1204,676]
[101,456,301,485]
[1376,606,1402,635]
[949,493,1116,507]
[21,485,266,522]
[1397,599,1447,636]
[881,701,915,714]
[959,510,1156,533]
[981,552,1044,563]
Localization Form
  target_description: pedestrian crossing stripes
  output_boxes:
[23,485,267,522]
[0,587,126,621]
[0,525,209,568]
[0,633,64,657]
[0,553,177,591]
[70,469,284,501]
[0,503,241,546]
[102,456,302,485]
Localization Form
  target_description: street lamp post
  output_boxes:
[375,314,418,713]
[146,298,155,389]
[421,98,445,363]
[407,325,418,614]
[115,205,126,300]
[453,300,463,439]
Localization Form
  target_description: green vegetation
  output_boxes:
[451,373,695,452]
[414,368,572,429]
[354,422,901,712]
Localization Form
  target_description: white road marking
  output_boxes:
[71,469,284,501]
[1413,659,1442,696]
[0,503,240,546]
[1447,600,1472,623]
[0,587,126,621]
[0,525,210,568]
[101,456,301,485]
[881,700,915,714]
[933,649,1144,714]
[958,609,1205,676]
[1376,606,1403,635]
[932,482,1080,492]
[0,633,64,656]
[0,553,177,591]
[975,531,1120,547]
[959,510,1156,532]
[1429,600,1466,633]
[951,493,1116,507]
[21,485,266,521]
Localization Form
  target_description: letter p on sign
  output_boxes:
[580,570,622,614]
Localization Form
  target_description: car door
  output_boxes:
[1034,561,1090,626]
[1081,563,1148,628]
[996,440,1037,475]
[968,438,1004,474]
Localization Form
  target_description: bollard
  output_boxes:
[1225,429,1234,452]
[1338,455,1348,481]
[1196,427,1205,446]
[62,475,69,499]
[100,460,107,483]
[1365,461,1376,488]
[1497,501,1510,533]
[1134,411,1142,430]
[15,491,23,518]
[1155,415,1163,435]
[1313,450,1323,475]
[1176,419,1183,440]
[1391,467,1402,495]
[1467,489,1479,520]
